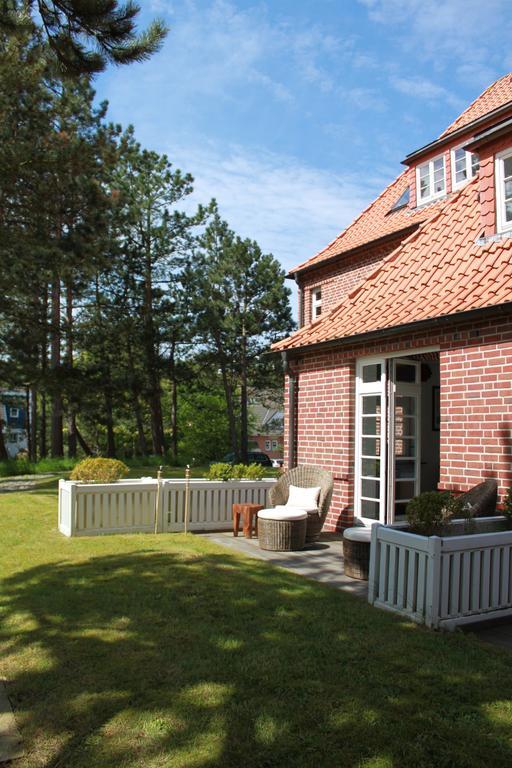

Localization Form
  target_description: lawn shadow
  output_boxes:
[1,546,512,767]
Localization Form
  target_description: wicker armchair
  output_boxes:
[269,465,334,542]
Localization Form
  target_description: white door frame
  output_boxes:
[354,347,438,526]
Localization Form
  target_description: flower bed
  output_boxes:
[368,517,512,630]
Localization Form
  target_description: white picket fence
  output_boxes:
[368,519,512,629]
[58,478,276,537]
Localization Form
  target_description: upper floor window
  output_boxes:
[496,149,512,233]
[416,155,446,204]
[311,287,322,320]
[451,147,479,189]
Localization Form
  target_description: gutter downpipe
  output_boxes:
[281,351,297,469]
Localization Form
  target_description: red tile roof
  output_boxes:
[440,73,512,138]
[290,170,441,274]
[273,179,512,352]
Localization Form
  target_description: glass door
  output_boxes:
[388,359,421,523]
[355,359,387,524]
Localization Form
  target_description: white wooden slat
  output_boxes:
[406,549,417,613]
[471,551,481,612]
[378,543,389,603]
[460,551,471,614]
[503,546,512,605]
[387,545,397,606]
[481,549,491,611]
[416,552,427,616]
[449,552,461,618]
[439,555,450,618]
[491,547,501,609]
[397,546,406,610]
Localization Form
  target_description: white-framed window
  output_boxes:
[264,439,271,451]
[416,154,446,204]
[311,287,322,320]
[451,146,479,189]
[496,148,512,233]
[9,407,19,418]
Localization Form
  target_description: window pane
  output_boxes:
[394,438,415,457]
[395,481,416,501]
[362,437,380,456]
[362,478,380,498]
[471,154,479,175]
[454,147,465,162]
[395,459,415,479]
[362,416,380,436]
[504,156,512,178]
[361,499,380,519]
[394,502,408,521]
[505,179,512,199]
[362,364,381,383]
[395,363,416,383]
[396,396,416,415]
[362,395,381,414]
[395,417,415,437]
[362,458,380,477]
[506,202,512,222]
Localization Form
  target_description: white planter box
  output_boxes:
[368,518,512,629]
[58,478,276,537]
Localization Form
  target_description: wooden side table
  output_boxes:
[232,503,264,538]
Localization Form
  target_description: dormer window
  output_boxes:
[451,147,479,189]
[311,287,322,320]
[416,155,446,204]
[496,148,512,233]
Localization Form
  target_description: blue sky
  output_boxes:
[94,0,512,276]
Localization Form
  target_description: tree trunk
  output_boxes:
[169,339,178,464]
[240,320,248,464]
[127,340,148,455]
[143,242,165,455]
[0,420,8,461]
[40,286,48,459]
[65,281,77,458]
[104,385,116,457]
[39,393,47,458]
[50,273,64,456]
[29,386,37,462]
[75,426,93,456]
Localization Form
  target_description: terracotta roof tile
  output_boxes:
[440,73,512,138]
[289,170,442,274]
[273,180,512,352]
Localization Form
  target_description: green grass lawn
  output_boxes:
[1,489,512,767]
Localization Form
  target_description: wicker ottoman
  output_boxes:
[257,508,307,551]
[343,527,372,580]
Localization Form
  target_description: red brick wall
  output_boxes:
[283,311,512,531]
[299,239,402,326]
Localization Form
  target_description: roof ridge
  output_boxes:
[289,169,410,274]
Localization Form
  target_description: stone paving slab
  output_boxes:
[0,681,23,763]
[201,531,368,598]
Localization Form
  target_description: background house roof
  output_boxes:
[274,179,512,352]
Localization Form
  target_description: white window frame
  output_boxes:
[271,439,278,450]
[450,145,479,190]
[416,154,446,204]
[311,287,322,320]
[9,407,19,418]
[496,148,512,234]
[264,439,271,451]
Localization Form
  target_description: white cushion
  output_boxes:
[343,526,372,543]
[282,505,318,514]
[286,484,321,510]
[258,507,307,521]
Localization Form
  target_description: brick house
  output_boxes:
[273,73,512,532]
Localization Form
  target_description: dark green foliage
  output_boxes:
[503,486,512,529]
[1,0,167,74]
[406,491,456,536]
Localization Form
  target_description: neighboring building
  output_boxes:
[0,390,28,458]
[273,73,512,532]
[248,401,284,459]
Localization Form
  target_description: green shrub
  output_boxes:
[406,491,460,536]
[207,462,266,481]
[206,463,234,481]
[70,457,129,483]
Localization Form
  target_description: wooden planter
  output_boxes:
[368,518,512,630]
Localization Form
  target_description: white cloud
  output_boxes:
[360,0,510,87]
[391,76,464,109]
[169,141,384,273]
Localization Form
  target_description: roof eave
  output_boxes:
[277,302,512,358]
[401,101,512,166]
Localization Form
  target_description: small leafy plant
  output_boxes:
[70,457,129,484]
[206,463,234,481]
[406,491,461,536]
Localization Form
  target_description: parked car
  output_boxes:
[221,451,273,467]
[271,458,284,468]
